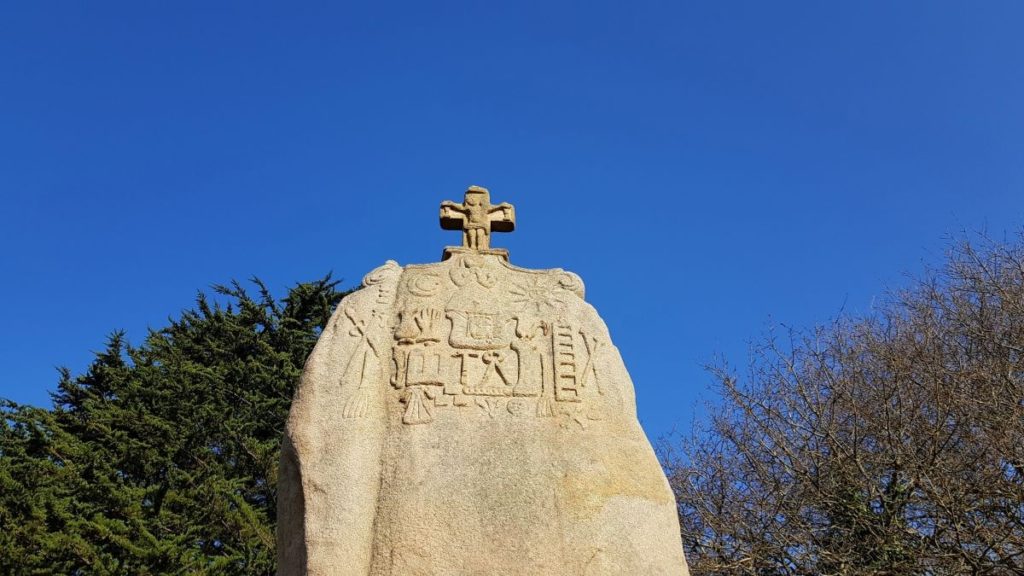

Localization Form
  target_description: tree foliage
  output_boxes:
[0,276,347,575]
[664,233,1024,575]
[6,235,1024,576]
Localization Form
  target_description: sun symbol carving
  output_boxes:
[509,276,565,316]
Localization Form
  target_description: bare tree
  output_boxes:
[663,233,1024,575]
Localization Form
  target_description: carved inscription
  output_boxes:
[340,307,383,419]
[407,348,445,386]
[342,348,374,418]
[579,330,602,394]
[388,256,598,426]
[403,386,432,425]
[396,307,444,345]
[511,318,548,398]
[449,255,498,288]
[447,309,513,350]
[476,397,500,418]
[340,262,402,418]
[507,398,528,417]
[407,273,442,297]
[552,322,581,402]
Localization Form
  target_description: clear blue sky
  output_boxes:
[2,2,1023,439]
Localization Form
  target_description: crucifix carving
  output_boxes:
[440,186,515,250]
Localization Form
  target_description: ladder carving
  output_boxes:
[552,322,580,402]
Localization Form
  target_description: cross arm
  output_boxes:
[439,201,467,230]
[487,202,516,233]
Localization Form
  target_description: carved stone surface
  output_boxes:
[277,188,690,575]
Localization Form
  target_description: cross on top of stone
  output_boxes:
[440,186,516,252]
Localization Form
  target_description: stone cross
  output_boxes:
[440,185,515,250]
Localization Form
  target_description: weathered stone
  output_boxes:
[277,187,690,575]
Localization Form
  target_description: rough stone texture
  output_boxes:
[278,188,690,575]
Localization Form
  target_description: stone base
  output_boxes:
[441,246,510,261]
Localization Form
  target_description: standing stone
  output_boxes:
[277,186,690,575]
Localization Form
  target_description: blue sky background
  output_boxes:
[2,2,1023,439]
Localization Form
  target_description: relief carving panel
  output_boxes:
[386,253,602,426]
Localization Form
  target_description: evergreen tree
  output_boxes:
[0,276,348,575]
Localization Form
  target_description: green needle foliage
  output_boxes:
[1,275,348,575]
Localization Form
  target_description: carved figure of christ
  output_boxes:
[440,186,516,250]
